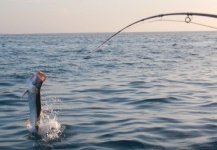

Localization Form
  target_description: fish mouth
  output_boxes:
[37,72,46,82]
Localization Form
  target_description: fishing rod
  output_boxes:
[96,12,217,50]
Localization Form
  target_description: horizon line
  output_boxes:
[0,30,216,35]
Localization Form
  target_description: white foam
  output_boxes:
[38,117,62,140]
[26,98,64,141]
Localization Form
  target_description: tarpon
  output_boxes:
[23,72,46,133]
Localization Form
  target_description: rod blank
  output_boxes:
[96,12,217,49]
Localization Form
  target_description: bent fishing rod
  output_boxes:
[96,12,217,50]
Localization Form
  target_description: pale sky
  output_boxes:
[0,0,217,34]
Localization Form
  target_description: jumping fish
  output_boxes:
[23,72,46,133]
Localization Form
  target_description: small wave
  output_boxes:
[0,82,14,86]
[99,97,132,104]
[43,41,58,45]
[96,139,165,150]
[143,56,153,60]
[141,45,147,48]
[199,102,217,108]
[129,81,146,85]
[129,97,176,105]
[155,117,182,123]
[83,56,91,59]
[74,88,124,95]
[96,49,103,52]
[127,97,177,109]
[75,48,88,53]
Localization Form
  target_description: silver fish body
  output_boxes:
[25,72,46,133]
[28,90,42,132]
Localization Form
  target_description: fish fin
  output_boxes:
[26,118,31,126]
[40,110,44,119]
[26,119,33,132]
[22,90,29,98]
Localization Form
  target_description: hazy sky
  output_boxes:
[0,0,217,34]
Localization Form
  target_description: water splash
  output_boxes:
[26,97,65,141]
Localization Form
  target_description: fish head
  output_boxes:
[27,72,46,92]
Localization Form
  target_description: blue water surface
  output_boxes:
[1,32,217,149]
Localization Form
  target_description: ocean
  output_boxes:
[1,32,217,149]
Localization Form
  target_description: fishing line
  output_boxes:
[149,19,185,23]
[149,19,217,30]
[96,12,217,50]
[190,22,217,30]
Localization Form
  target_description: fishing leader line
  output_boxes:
[149,19,217,30]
